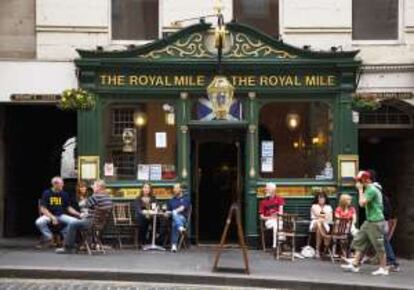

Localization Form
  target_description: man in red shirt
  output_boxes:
[259,183,285,248]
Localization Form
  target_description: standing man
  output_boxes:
[341,171,388,276]
[259,183,285,248]
[56,179,113,254]
[35,176,80,246]
[167,183,190,252]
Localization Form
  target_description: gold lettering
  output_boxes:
[238,76,249,86]
[328,75,335,86]
[259,76,268,86]
[294,76,302,86]
[155,76,164,86]
[174,76,186,86]
[197,75,205,86]
[129,75,138,85]
[149,75,157,86]
[285,76,294,86]
[268,76,278,86]
[139,75,149,86]
[118,75,125,86]
[165,76,172,86]
[305,75,317,86]
[248,76,256,86]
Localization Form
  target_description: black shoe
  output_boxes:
[55,247,76,254]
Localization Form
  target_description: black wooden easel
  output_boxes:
[212,202,250,274]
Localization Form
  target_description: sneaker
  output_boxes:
[171,244,177,252]
[341,263,360,273]
[372,267,389,276]
[389,264,400,272]
[55,247,76,254]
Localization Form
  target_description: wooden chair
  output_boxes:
[81,207,112,255]
[178,205,192,251]
[274,213,297,261]
[112,202,139,249]
[327,218,353,263]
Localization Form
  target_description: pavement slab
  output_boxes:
[0,239,413,290]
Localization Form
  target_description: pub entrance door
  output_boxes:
[191,129,245,244]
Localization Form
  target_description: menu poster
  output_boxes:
[137,164,150,180]
[149,164,162,180]
[155,132,167,148]
[261,141,274,157]
[261,157,273,172]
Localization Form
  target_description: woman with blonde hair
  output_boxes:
[335,193,358,235]
[76,181,89,217]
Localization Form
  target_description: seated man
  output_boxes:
[35,176,80,247]
[167,183,190,253]
[259,183,285,248]
[56,179,113,254]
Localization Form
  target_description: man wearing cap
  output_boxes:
[259,183,285,248]
[341,171,388,276]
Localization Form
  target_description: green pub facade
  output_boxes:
[76,22,360,245]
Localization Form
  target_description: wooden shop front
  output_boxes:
[75,21,360,245]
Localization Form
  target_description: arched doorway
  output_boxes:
[358,100,414,258]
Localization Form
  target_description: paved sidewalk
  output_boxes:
[0,239,413,290]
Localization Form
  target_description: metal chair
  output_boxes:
[177,205,192,251]
[274,213,298,261]
[81,208,112,255]
[327,218,353,263]
[112,202,139,249]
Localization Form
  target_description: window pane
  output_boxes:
[233,0,279,36]
[259,102,333,179]
[352,0,398,40]
[104,102,176,181]
[112,0,159,40]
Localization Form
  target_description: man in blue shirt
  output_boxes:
[167,183,190,252]
[35,176,80,246]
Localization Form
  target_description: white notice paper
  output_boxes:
[137,164,150,180]
[261,141,274,157]
[104,163,114,177]
[261,157,273,172]
[155,132,167,148]
[149,164,162,180]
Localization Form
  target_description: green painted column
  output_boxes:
[77,97,102,157]
[245,92,259,245]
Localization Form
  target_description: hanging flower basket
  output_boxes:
[58,88,96,111]
[351,93,381,111]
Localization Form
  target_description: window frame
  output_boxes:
[232,0,280,37]
[109,0,162,45]
[256,98,336,182]
[351,0,404,45]
[102,99,179,183]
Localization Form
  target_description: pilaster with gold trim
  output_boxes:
[178,92,190,189]
[245,91,259,244]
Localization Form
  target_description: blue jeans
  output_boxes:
[384,235,397,266]
[171,212,186,245]
[64,218,92,249]
[35,214,78,241]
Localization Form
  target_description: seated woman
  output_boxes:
[335,193,358,234]
[76,181,89,218]
[135,182,156,247]
[259,183,285,248]
[309,192,333,258]
[334,193,358,258]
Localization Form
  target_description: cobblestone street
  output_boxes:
[0,279,279,290]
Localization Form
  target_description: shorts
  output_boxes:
[351,220,386,254]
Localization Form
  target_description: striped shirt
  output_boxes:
[86,192,113,219]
